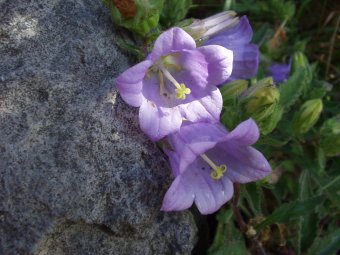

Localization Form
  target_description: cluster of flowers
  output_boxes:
[116,12,271,214]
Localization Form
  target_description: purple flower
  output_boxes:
[204,16,259,82]
[116,27,233,141]
[268,61,291,84]
[161,119,271,214]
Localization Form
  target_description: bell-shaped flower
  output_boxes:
[268,61,291,84]
[116,27,233,141]
[161,119,271,214]
[203,16,259,82]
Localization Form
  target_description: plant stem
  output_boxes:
[231,183,267,255]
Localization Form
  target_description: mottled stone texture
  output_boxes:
[0,0,197,254]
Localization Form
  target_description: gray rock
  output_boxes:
[0,0,197,254]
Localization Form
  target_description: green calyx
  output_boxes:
[292,99,323,135]
[243,78,280,122]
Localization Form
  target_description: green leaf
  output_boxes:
[209,242,250,255]
[297,170,318,253]
[257,136,289,147]
[300,213,318,253]
[308,229,340,255]
[243,183,263,215]
[160,0,192,27]
[209,208,249,255]
[305,80,332,100]
[255,195,324,231]
[279,68,305,110]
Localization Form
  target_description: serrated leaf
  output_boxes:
[308,229,340,255]
[255,195,324,231]
[279,68,305,110]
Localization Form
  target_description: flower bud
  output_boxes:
[243,78,280,122]
[220,80,248,104]
[291,52,310,74]
[105,0,164,36]
[320,115,340,156]
[292,99,323,135]
[183,11,239,41]
[160,0,192,27]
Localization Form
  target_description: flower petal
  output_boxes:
[161,162,234,214]
[208,142,271,183]
[167,122,227,174]
[139,101,182,141]
[227,44,259,80]
[163,147,181,177]
[149,27,196,61]
[268,62,291,84]
[115,60,153,107]
[223,144,271,183]
[204,16,253,46]
[224,118,259,145]
[203,16,259,81]
[178,45,233,87]
[178,87,223,123]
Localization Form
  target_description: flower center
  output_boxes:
[159,66,191,100]
[200,153,227,180]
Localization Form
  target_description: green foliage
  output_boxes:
[104,0,164,37]
[279,52,313,111]
[292,99,323,135]
[308,229,340,255]
[208,208,249,255]
[220,80,248,104]
[215,0,339,253]
[255,195,324,231]
[225,0,295,22]
[320,115,340,156]
[160,0,192,27]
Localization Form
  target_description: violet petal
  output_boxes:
[139,101,182,141]
[161,162,234,214]
[149,27,196,62]
[115,60,153,107]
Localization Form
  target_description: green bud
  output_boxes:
[291,52,310,74]
[292,99,323,135]
[243,78,280,122]
[104,0,164,37]
[220,80,248,104]
[320,115,340,156]
[291,52,313,94]
[259,103,283,135]
[160,0,192,27]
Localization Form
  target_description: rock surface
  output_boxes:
[0,0,197,254]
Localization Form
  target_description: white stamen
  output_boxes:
[201,153,219,170]
[159,66,181,89]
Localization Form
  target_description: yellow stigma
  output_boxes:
[159,67,191,100]
[200,154,227,180]
[176,83,191,99]
[210,164,227,180]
